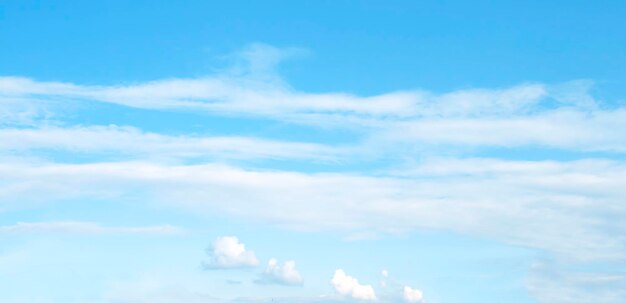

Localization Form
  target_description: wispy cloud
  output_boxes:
[0,125,345,162]
[3,74,625,152]
[0,221,184,235]
[526,260,626,303]
[1,159,625,262]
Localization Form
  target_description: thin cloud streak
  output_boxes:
[0,221,185,235]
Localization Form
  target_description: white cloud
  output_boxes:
[0,221,183,235]
[526,260,626,303]
[257,258,303,286]
[2,45,626,303]
[0,75,419,118]
[379,108,626,151]
[403,286,423,303]
[203,236,259,269]
[331,269,377,301]
[1,159,624,262]
[3,73,626,152]
[381,270,388,278]
[0,125,344,161]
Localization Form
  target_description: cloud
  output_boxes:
[526,260,626,303]
[402,286,423,303]
[0,221,183,235]
[331,269,377,301]
[2,44,626,303]
[0,75,419,119]
[0,125,344,161]
[379,108,626,151]
[4,72,626,153]
[256,258,303,286]
[203,236,259,269]
[2,159,624,262]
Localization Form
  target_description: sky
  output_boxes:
[1,1,626,303]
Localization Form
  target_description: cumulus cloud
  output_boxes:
[256,258,303,286]
[203,236,259,269]
[331,269,377,301]
[403,286,424,303]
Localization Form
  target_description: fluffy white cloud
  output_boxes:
[0,221,183,235]
[257,258,303,285]
[331,269,377,301]
[403,286,423,302]
[203,236,259,269]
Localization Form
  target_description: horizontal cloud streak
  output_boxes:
[0,221,184,235]
[1,159,624,262]
[2,76,624,152]
[0,126,345,161]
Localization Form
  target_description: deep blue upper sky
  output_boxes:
[2,0,626,97]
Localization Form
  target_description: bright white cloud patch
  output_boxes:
[257,258,303,286]
[403,286,424,302]
[331,269,377,301]
[203,236,259,269]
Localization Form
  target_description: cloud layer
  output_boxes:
[2,44,626,303]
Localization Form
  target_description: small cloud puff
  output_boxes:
[203,236,259,269]
[403,286,424,303]
[331,269,377,301]
[256,258,303,286]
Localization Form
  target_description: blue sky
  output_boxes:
[1,1,626,303]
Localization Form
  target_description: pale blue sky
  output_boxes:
[1,1,626,303]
